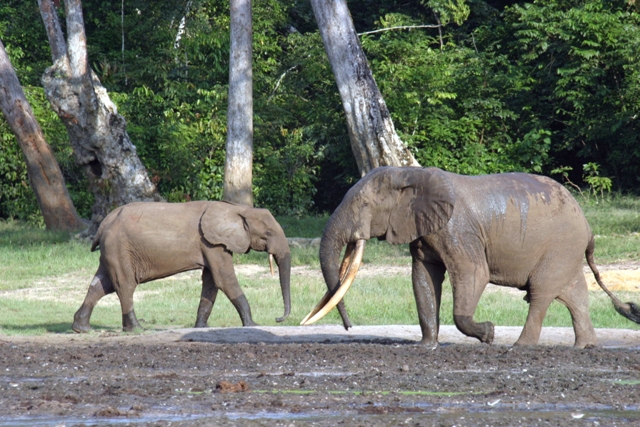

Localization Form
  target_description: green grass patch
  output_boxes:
[275,214,329,238]
[612,380,640,385]
[1,195,639,336]
[580,194,640,263]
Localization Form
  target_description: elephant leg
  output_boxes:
[451,268,493,344]
[111,266,142,332]
[195,268,219,328]
[119,285,142,332]
[72,265,115,333]
[411,246,445,348]
[514,291,554,346]
[206,248,257,327]
[556,275,598,348]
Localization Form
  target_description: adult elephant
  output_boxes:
[72,201,291,333]
[301,166,640,348]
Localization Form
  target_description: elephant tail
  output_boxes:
[586,236,640,324]
[90,219,108,252]
[90,231,101,252]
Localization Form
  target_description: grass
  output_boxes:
[0,195,639,336]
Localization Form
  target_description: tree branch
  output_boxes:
[64,0,89,78]
[358,24,440,36]
[267,65,298,104]
[38,0,67,63]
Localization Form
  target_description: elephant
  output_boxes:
[301,166,640,348]
[72,201,291,333]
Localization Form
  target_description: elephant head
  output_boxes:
[201,202,291,322]
[302,167,455,327]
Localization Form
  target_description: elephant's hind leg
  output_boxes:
[195,268,219,328]
[110,264,143,332]
[515,270,572,345]
[72,265,115,333]
[556,275,597,348]
[514,293,554,346]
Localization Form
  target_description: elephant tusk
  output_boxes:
[300,290,332,325]
[301,239,365,326]
[269,254,275,277]
[338,242,356,281]
[300,241,357,325]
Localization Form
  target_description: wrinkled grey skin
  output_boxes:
[320,166,635,349]
[73,201,291,333]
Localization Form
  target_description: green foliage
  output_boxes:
[254,128,318,215]
[2,0,640,223]
[583,162,613,200]
[0,127,39,223]
[363,10,533,175]
[495,0,640,187]
[0,85,91,223]
[426,0,471,26]
[551,162,613,201]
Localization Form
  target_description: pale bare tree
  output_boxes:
[38,0,160,233]
[310,0,420,176]
[0,39,85,231]
[223,0,254,206]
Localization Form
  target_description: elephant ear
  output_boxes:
[200,204,251,254]
[386,168,456,244]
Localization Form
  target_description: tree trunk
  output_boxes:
[38,0,159,234]
[310,0,420,176]
[223,0,253,206]
[0,39,85,231]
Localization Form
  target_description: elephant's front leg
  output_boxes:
[194,268,219,328]
[450,267,494,344]
[207,248,257,327]
[410,244,445,349]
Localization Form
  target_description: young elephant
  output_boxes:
[302,166,640,348]
[72,201,291,333]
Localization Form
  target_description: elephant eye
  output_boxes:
[265,230,273,237]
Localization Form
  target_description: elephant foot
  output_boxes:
[230,295,258,327]
[482,322,495,345]
[418,338,439,350]
[454,315,494,344]
[194,320,209,328]
[574,338,599,349]
[72,307,92,333]
[72,321,91,334]
[122,311,143,333]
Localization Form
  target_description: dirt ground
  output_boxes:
[1,325,639,427]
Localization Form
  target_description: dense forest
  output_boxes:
[1,0,639,223]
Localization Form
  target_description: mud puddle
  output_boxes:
[1,404,638,427]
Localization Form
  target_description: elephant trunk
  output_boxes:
[319,214,346,294]
[301,214,365,327]
[274,251,291,323]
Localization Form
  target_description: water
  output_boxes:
[0,403,638,426]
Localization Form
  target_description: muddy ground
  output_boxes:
[1,261,639,426]
[1,326,639,427]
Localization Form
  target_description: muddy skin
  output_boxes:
[1,340,639,426]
